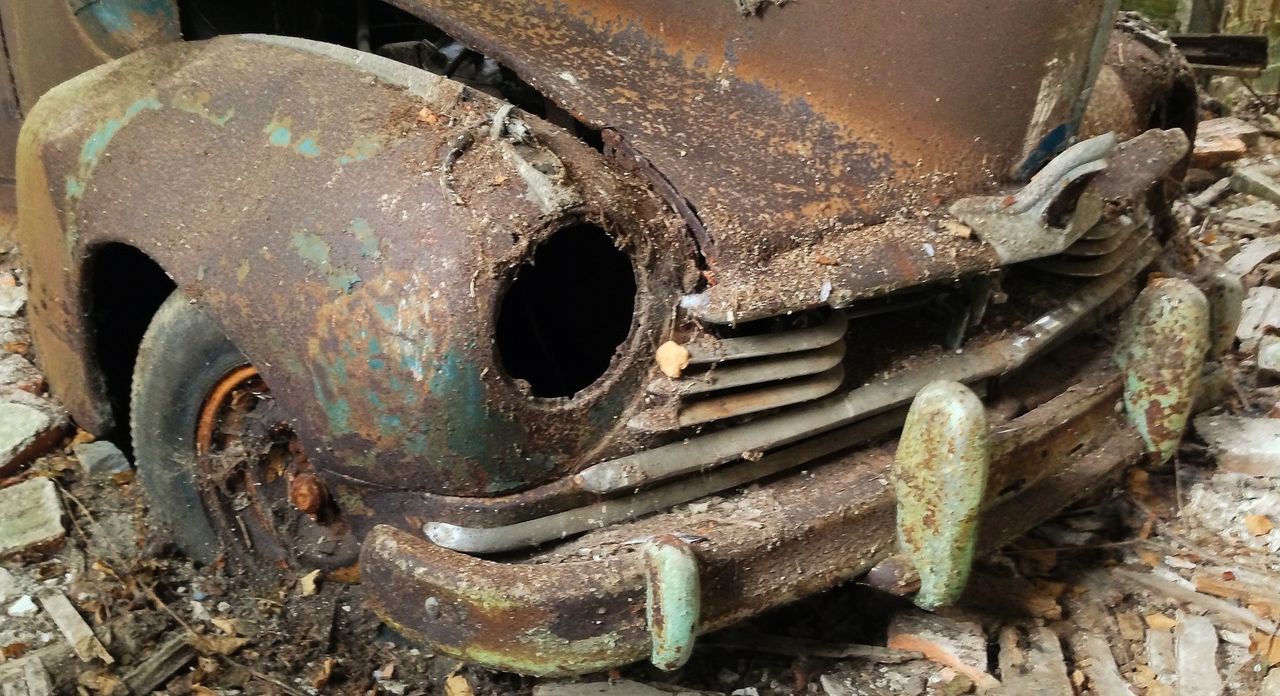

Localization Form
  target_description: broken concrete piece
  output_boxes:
[1190,178,1233,210]
[1232,164,1280,206]
[37,591,113,664]
[1195,414,1280,477]
[0,568,16,602]
[1259,336,1280,380]
[0,355,42,395]
[1225,200,1280,231]
[6,595,36,618]
[1237,286,1280,350]
[0,403,54,476]
[1175,612,1223,696]
[1146,627,1176,688]
[0,478,65,557]
[72,441,131,480]
[0,286,24,319]
[1227,238,1280,278]
[887,610,999,690]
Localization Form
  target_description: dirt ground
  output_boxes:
[5,109,1280,696]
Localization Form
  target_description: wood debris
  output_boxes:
[36,591,112,664]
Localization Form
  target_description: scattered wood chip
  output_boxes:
[1116,569,1278,634]
[655,341,691,380]
[1146,613,1179,631]
[308,657,336,690]
[1244,514,1274,536]
[192,634,250,657]
[1253,632,1280,667]
[445,672,474,696]
[36,591,112,664]
[123,634,195,696]
[815,254,839,266]
[299,569,322,597]
[941,220,973,239]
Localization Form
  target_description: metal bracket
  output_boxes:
[1115,278,1211,464]
[892,381,990,610]
[951,133,1116,265]
[642,535,701,671]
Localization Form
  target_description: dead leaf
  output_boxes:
[1244,514,1274,536]
[194,634,250,656]
[1145,613,1178,631]
[310,657,336,689]
[418,107,441,126]
[655,341,691,379]
[446,673,474,696]
[815,254,840,266]
[299,569,322,596]
[2,641,28,658]
[211,617,238,635]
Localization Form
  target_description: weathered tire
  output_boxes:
[131,291,244,565]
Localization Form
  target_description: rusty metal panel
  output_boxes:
[17,36,691,497]
[0,0,179,112]
[362,366,1143,675]
[391,0,1113,275]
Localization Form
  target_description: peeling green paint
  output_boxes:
[643,537,700,672]
[1115,279,1210,463]
[63,95,164,247]
[893,380,988,610]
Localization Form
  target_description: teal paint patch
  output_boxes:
[64,95,163,247]
[80,0,179,38]
[291,230,362,292]
[336,135,384,165]
[369,358,387,370]
[291,231,331,268]
[375,304,398,324]
[268,126,292,147]
[351,218,382,259]
[295,135,321,157]
[428,349,543,492]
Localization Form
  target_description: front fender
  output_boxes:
[17,35,691,496]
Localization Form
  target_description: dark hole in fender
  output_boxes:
[496,223,637,398]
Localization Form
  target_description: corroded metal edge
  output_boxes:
[361,367,1142,676]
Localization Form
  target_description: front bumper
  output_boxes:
[361,369,1142,675]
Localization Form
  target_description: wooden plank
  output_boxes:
[35,591,112,664]
[123,633,194,695]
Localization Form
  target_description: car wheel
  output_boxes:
[131,291,358,570]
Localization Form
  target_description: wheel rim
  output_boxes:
[193,364,358,570]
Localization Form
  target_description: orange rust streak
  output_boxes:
[195,364,259,455]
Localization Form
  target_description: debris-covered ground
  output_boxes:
[7,109,1280,696]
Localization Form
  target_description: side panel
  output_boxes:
[17,36,690,496]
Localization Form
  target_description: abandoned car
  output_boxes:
[0,0,1235,676]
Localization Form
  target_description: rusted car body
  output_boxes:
[2,0,1231,676]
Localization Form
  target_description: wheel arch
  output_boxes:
[16,34,691,496]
